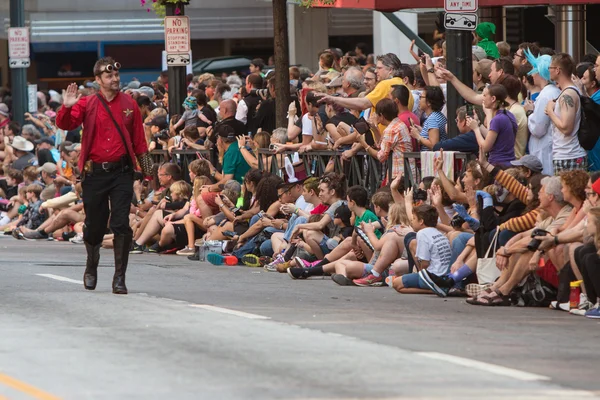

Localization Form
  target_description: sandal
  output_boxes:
[478,289,512,307]
[466,287,493,304]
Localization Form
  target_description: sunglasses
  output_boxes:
[96,62,121,75]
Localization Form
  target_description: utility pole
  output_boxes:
[445,29,473,139]
[9,0,27,127]
[272,0,291,129]
[165,3,187,118]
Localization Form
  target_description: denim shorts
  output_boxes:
[401,272,429,289]
[319,235,332,256]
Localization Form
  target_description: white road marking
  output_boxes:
[417,351,551,382]
[189,304,271,320]
[36,273,81,284]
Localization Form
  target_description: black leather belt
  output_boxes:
[92,161,130,173]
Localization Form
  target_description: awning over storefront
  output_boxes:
[315,0,599,12]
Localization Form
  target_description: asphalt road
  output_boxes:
[0,236,599,400]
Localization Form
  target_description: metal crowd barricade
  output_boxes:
[256,149,393,195]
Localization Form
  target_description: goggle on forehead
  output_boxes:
[96,62,121,75]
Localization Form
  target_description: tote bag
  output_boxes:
[476,229,501,284]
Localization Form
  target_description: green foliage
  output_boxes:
[298,0,337,7]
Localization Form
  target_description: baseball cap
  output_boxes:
[216,124,236,140]
[472,46,487,61]
[145,116,168,130]
[326,75,343,88]
[65,143,81,152]
[333,204,352,226]
[510,155,543,173]
[35,137,55,146]
[0,103,9,117]
[37,162,58,175]
[593,177,600,196]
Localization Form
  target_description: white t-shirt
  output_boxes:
[415,227,452,276]
[301,113,313,137]
[528,83,561,175]
[295,195,313,213]
[235,99,249,124]
[552,86,586,160]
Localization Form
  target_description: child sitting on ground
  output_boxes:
[392,204,452,296]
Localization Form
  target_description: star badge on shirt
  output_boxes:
[123,109,133,118]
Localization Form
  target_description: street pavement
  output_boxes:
[0,236,599,400]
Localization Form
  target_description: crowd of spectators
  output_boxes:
[1,29,600,318]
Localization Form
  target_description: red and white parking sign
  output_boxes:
[8,27,30,59]
[164,16,191,54]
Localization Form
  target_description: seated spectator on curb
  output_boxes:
[468,176,572,306]
[13,184,46,235]
[392,204,452,296]
[8,136,37,170]
[287,185,381,279]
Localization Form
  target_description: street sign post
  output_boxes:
[444,12,478,31]
[164,16,191,54]
[164,11,190,117]
[444,0,477,138]
[8,27,30,69]
[444,0,478,12]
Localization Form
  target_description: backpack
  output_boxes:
[510,274,557,307]
[577,95,600,150]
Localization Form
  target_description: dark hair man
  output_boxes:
[56,57,149,295]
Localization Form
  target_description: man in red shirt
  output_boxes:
[56,57,148,295]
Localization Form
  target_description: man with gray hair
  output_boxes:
[21,124,41,143]
[271,127,288,144]
[342,67,364,98]
[468,175,572,306]
[318,53,414,118]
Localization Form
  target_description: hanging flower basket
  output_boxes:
[140,0,190,18]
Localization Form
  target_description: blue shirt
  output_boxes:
[420,111,447,148]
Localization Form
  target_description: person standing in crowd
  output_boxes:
[545,53,588,174]
[56,57,149,295]
[473,22,499,59]
[523,50,560,176]
[235,73,263,133]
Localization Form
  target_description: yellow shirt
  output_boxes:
[366,77,415,114]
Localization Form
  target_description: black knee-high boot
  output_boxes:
[113,234,132,294]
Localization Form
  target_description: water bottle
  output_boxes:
[569,280,583,309]
[311,159,317,175]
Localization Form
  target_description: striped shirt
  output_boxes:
[494,168,538,233]
[420,111,447,148]
[377,118,414,179]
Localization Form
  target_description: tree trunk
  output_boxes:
[272,0,291,129]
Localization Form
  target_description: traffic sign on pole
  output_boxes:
[444,0,478,13]
[164,16,191,54]
[8,27,30,58]
[444,13,478,31]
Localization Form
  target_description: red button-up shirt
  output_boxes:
[56,92,148,171]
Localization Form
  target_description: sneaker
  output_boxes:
[147,242,164,253]
[264,254,285,271]
[206,253,238,266]
[549,301,570,312]
[130,243,144,254]
[241,254,261,267]
[22,230,48,240]
[465,283,494,298]
[69,234,84,244]
[294,257,321,269]
[419,270,448,297]
[259,256,272,267]
[585,306,600,319]
[423,271,455,289]
[287,267,309,280]
[353,274,384,287]
[176,246,196,256]
[447,287,468,297]
[188,251,199,261]
[332,274,355,286]
[12,229,24,240]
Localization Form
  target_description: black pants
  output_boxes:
[576,243,600,303]
[82,168,133,246]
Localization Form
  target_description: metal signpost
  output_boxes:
[444,0,477,138]
[8,0,28,126]
[164,14,190,116]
